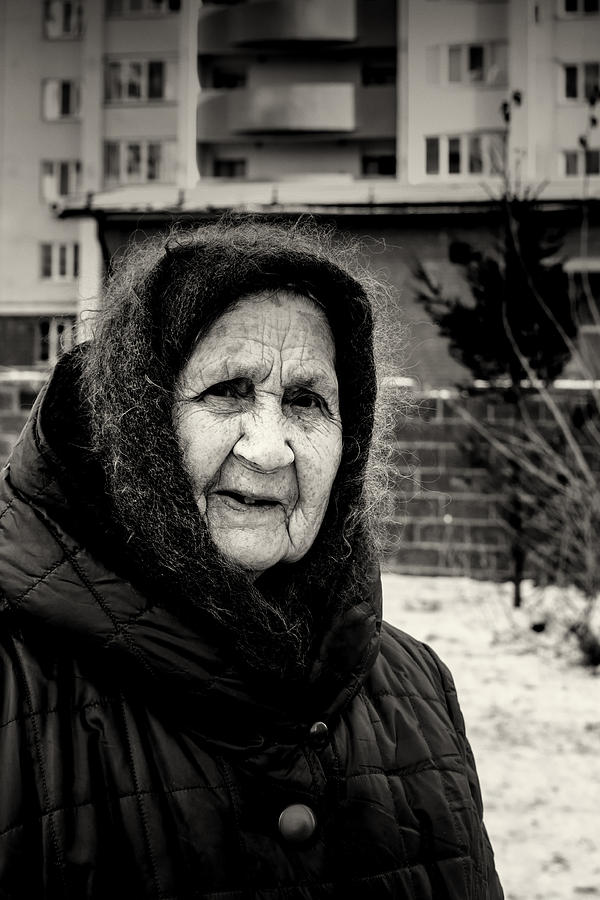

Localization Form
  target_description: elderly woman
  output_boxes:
[0,221,502,898]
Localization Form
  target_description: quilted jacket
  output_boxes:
[0,380,503,899]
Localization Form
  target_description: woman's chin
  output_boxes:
[213,536,288,576]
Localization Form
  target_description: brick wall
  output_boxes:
[383,387,599,581]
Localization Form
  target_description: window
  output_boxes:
[448,46,462,83]
[562,62,600,100]
[425,137,440,174]
[103,139,176,185]
[468,135,483,174]
[425,132,506,177]
[468,45,484,82]
[40,160,82,201]
[39,242,79,281]
[213,159,246,178]
[211,65,247,89]
[565,65,578,99]
[563,0,599,12]
[584,63,600,100]
[564,150,579,175]
[361,155,396,176]
[42,79,80,119]
[445,41,508,86]
[37,317,75,365]
[361,57,397,86]
[562,148,600,175]
[148,61,165,99]
[448,137,461,173]
[43,1,83,37]
[200,57,248,90]
[488,133,506,174]
[104,59,175,103]
[105,0,180,14]
[586,149,600,174]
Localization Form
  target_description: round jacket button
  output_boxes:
[278,804,316,843]
[309,720,328,742]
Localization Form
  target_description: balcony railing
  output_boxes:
[198,83,356,135]
[229,0,356,46]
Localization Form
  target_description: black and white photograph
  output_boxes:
[0,1,599,897]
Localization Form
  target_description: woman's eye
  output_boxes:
[289,392,323,411]
[203,378,252,400]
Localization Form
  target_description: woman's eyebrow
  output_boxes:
[186,356,266,387]
[286,372,339,397]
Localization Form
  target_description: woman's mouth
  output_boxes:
[214,490,281,509]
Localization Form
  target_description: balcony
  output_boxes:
[198,0,356,52]
[198,83,356,135]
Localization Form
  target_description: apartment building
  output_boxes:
[0,0,188,368]
[1,0,599,372]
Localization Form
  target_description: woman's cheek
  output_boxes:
[181,411,239,496]
[295,424,342,511]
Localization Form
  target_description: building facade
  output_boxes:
[1,0,599,373]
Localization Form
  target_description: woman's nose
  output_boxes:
[233,403,295,472]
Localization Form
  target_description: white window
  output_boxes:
[40,160,82,201]
[43,1,83,38]
[562,62,600,101]
[562,148,600,175]
[424,132,506,177]
[36,316,76,365]
[104,59,176,103]
[39,242,79,281]
[105,0,180,15]
[103,139,177,185]
[42,79,80,119]
[444,41,508,86]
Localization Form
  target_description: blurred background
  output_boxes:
[1,1,600,896]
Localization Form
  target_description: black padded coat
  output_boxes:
[0,385,503,899]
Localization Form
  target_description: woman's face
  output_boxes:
[173,291,343,575]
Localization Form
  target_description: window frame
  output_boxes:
[41,78,81,120]
[40,159,82,201]
[36,316,76,366]
[561,61,600,102]
[561,0,599,14]
[102,138,177,186]
[103,58,175,104]
[445,40,508,87]
[39,242,80,281]
[424,132,506,178]
[43,0,84,39]
[360,154,397,177]
[105,0,181,17]
[562,148,600,175]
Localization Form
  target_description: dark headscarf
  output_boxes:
[42,219,380,685]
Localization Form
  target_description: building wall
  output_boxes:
[0,0,183,366]
[196,0,397,179]
[0,0,81,318]
[2,0,600,372]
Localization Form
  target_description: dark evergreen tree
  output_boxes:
[415,193,577,389]
[414,192,578,607]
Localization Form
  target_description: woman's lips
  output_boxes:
[210,490,287,516]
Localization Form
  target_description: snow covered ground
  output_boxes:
[381,573,600,900]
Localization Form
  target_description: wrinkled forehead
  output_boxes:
[195,290,335,359]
